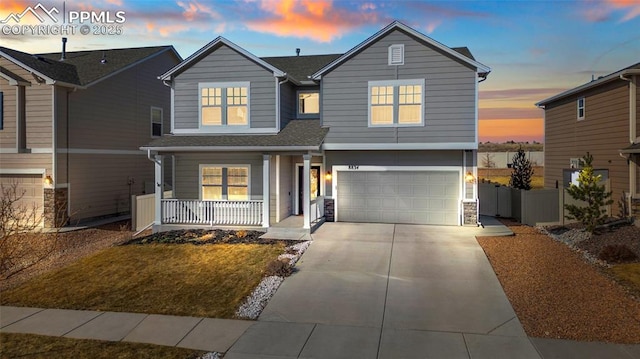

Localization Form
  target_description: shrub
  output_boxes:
[236,229,248,238]
[509,147,534,190]
[598,245,638,263]
[264,259,293,277]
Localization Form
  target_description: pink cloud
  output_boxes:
[245,0,383,42]
[582,0,640,22]
[177,0,221,21]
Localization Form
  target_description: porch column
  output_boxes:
[154,155,163,226]
[262,154,270,228]
[303,154,311,229]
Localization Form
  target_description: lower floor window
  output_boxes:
[201,166,249,200]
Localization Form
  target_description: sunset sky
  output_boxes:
[2,0,639,143]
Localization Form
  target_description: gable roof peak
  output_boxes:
[311,20,490,80]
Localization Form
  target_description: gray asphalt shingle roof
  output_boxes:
[1,45,174,86]
[142,120,328,150]
[261,54,342,83]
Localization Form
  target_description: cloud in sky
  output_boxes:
[582,0,640,22]
[244,0,384,42]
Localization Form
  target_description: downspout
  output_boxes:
[619,70,639,211]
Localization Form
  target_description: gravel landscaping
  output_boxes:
[477,220,640,343]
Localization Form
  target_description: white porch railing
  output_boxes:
[161,199,263,226]
[310,196,324,225]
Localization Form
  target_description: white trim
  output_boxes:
[51,86,56,185]
[0,148,17,153]
[198,164,251,201]
[311,21,490,80]
[142,145,320,152]
[0,168,46,175]
[57,148,145,155]
[262,155,270,228]
[331,165,463,225]
[294,161,324,215]
[475,76,479,146]
[321,142,478,150]
[159,37,285,81]
[171,128,278,135]
[368,79,425,127]
[198,81,250,129]
[170,83,175,133]
[31,148,53,153]
[0,50,57,86]
[388,44,404,65]
[275,155,280,223]
[151,106,163,138]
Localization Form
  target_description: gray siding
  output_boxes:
[67,153,153,221]
[173,152,264,200]
[322,29,477,144]
[325,150,463,197]
[173,45,277,130]
[280,82,297,129]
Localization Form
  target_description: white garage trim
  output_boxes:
[0,168,46,175]
[332,165,463,225]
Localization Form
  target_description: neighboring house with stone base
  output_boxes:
[536,62,640,219]
[0,42,181,227]
[143,21,490,235]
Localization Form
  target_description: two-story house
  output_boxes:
[536,63,640,217]
[143,21,490,233]
[0,41,181,227]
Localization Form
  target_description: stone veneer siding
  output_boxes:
[324,198,335,222]
[463,200,478,225]
[44,188,69,228]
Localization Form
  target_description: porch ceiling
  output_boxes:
[142,120,328,152]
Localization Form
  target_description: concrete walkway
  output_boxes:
[2,219,639,358]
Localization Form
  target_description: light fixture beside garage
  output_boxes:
[44,175,54,186]
[465,171,476,183]
[325,171,332,181]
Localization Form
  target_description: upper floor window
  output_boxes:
[368,79,424,127]
[577,97,585,120]
[298,91,319,117]
[151,107,163,137]
[201,165,250,201]
[199,82,249,127]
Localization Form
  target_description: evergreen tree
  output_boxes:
[509,147,534,190]
[564,153,613,233]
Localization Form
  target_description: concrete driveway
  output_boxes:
[226,222,542,359]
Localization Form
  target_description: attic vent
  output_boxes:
[388,44,404,65]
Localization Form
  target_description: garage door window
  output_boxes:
[369,79,424,127]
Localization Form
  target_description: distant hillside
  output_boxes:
[479,142,543,152]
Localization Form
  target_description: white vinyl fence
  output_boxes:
[131,191,172,231]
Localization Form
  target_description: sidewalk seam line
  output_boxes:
[461,333,472,359]
[0,306,46,329]
[61,310,105,337]
[486,315,516,335]
[174,317,204,347]
[297,323,317,357]
[121,313,150,342]
[375,224,395,359]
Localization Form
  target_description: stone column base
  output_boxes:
[324,198,335,222]
[44,188,69,228]
[463,201,478,226]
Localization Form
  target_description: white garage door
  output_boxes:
[336,171,460,225]
[0,174,44,220]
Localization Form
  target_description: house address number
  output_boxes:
[348,165,359,169]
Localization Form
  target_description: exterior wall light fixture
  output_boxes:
[325,171,332,181]
[464,171,476,183]
[44,175,54,185]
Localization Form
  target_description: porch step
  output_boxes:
[260,227,311,241]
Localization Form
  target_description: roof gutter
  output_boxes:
[140,145,321,152]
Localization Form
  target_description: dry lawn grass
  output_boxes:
[478,166,545,189]
[1,243,285,318]
[0,332,204,359]
[477,224,640,343]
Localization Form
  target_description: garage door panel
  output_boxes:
[0,174,44,220]
[337,170,459,225]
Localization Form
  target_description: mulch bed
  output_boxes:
[124,229,296,246]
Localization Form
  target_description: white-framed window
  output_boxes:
[297,91,319,117]
[199,82,249,127]
[151,106,163,137]
[577,97,585,120]
[388,44,404,65]
[368,79,424,127]
[200,165,250,201]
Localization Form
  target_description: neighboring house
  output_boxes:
[143,21,490,233]
[536,63,640,217]
[0,40,181,227]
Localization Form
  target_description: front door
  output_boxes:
[298,166,320,214]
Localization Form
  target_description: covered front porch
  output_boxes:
[150,152,327,233]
